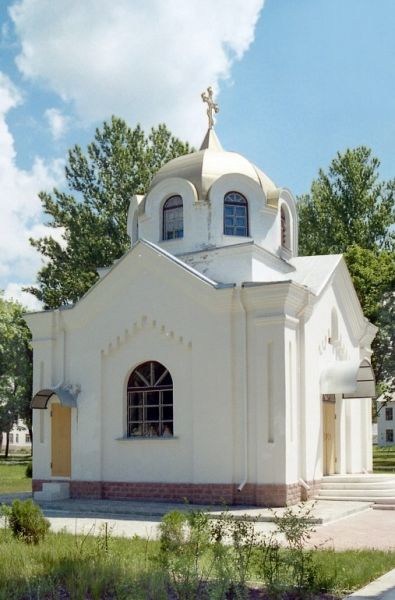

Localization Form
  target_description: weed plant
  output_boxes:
[1,502,395,599]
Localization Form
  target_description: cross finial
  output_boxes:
[201,86,219,129]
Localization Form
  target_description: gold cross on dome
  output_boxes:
[201,86,219,129]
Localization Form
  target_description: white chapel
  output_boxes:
[27,91,377,506]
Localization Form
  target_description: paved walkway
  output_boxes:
[307,508,395,551]
[343,568,395,599]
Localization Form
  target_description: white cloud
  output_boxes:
[4,282,42,312]
[10,0,264,142]
[44,107,68,140]
[0,71,63,304]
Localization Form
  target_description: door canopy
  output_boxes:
[31,384,80,409]
[320,359,375,399]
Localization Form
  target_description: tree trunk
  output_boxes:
[0,432,3,455]
[5,431,10,459]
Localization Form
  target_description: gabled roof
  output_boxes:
[25,239,235,320]
[289,254,343,295]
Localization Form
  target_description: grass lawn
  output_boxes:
[373,445,395,473]
[0,456,32,494]
[0,527,395,599]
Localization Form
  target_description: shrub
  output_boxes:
[25,461,32,478]
[159,509,215,599]
[8,499,50,544]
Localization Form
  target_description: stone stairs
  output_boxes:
[317,474,395,509]
[34,482,70,502]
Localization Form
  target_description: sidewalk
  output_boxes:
[0,492,370,524]
[343,568,395,599]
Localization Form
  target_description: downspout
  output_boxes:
[236,286,249,492]
[296,292,312,484]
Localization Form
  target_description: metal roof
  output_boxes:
[31,385,80,409]
[320,359,376,399]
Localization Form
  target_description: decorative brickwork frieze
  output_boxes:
[32,478,323,507]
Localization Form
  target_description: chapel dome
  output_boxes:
[149,129,277,201]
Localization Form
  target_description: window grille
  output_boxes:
[163,195,183,240]
[224,191,248,236]
[127,361,173,437]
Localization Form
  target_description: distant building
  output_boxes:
[377,393,395,447]
[1,419,32,452]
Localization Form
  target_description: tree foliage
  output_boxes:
[298,146,394,255]
[0,295,32,454]
[297,147,395,393]
[27,117,192,309]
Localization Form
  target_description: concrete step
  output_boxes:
[321,481,395,491]
[318,495,395,503]
[34,482,70,502]
[373,504,395,510]
[319,488,395,498]
[322,475,395,484]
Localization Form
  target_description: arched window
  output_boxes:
[127,361,173,437]
[280,205,291,249]
[224,192,248,236]
[163,195,183,240]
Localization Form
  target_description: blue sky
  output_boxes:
[0,0,394,309]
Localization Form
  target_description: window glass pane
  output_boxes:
[224,192,248,237]
[164,198,183,240]
[147,423,159,436]
[163,406,173,420]
[147,406,159,421]
[164,195,182,209]
[129,407,142,422]
[129,392,143,406]
[161,423,173,436]
[146,391,159,406]
[163,390,173,404]
[129,423,143,436]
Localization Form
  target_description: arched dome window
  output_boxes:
[163,195,183,240]
[224,191,248,237]
[127,361,173,437]
[280,205,291,250]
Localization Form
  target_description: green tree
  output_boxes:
[298,147,395,392]
[0,295,32,457]
[298,146,394,255]
[27,117,192,309]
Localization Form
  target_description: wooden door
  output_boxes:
[323,399,336,475]
[51,404,71,477]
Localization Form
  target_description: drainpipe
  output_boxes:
[236,286,249,492]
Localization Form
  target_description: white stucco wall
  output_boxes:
[302,279,373,481]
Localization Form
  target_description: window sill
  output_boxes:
[115,436,178,442]
[222,235,252,241]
